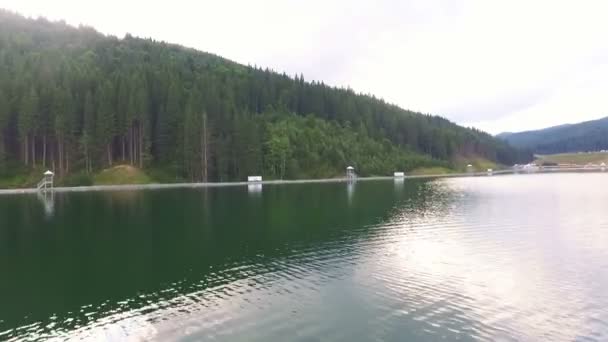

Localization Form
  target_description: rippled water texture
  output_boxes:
[1,173,608,341]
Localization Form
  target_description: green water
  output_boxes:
[1,174,608,341]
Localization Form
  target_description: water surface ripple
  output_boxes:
[1,174,608,341]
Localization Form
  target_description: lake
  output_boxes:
[1,173,608,341]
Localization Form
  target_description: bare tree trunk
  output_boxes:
[84,143,89,174]
[66,149,70,174]
[31,135,36,167]
[139,121,144,169]
[201,113,208,182]
[107,144,112,166]
[133,123,137,166]
[49,145,54,172]
[281,155,285,180]
[0,138,5,168]
[129,125,134,165]
[134,124,138,166]
[42,134,47,168]
[122,136,126,162]
[24,138,28,166]
[61,138,65,174]
[58,137,63,175]
[85,137,91,174]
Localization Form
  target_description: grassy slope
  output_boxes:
[0,165,155,189]
[93,165,152,185]
[535,152,608,165]
[409,156,500,175]
[452,156,500,171]
[409,167,453,176]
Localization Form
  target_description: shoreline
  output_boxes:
[0,169,510,195]
[0,168,604,195]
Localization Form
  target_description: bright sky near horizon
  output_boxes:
[1,0,607,134]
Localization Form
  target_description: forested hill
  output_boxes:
[0,11,530,183]
[498,117,608,154]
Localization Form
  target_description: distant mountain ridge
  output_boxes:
[495,132,513,139]
[498,117,608,154]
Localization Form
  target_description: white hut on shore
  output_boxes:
[247,176,262,182]
[37,170,55,192]
[346,166,356,180]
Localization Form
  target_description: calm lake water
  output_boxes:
[1,173,608,341]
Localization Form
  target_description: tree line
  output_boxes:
[500,117,608,155]
[0,11,531,182]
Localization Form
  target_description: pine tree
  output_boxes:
[82,90,95,173]
[157,78,181,164]
[19,86,38,166]
[53,87,68,175]
[96,81,116,167]
[183,91,200,180]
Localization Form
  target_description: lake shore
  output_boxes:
[2,167,606,195]
[0,170,513,195]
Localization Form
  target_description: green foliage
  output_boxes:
[265,121,291,179]
[145,166,187,184]
[0,10,531,186]
[60,172,94,187]
[261,114,444,178]
[0,164,41,188]
[409,167,453,176]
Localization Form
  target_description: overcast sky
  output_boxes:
[1,0,607,134]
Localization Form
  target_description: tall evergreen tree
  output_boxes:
[18,86,38,166]
[157,77,181,165]
[81,90,95,173]
[96,81,116,167]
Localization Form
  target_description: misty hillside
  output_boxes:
[498,117,608,154]
[0,10,530,183]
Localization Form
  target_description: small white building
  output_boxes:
[523,163,539,172]
[37,170,55,192]
[346,166,356,179]
[393,172,405,178]
[247,176,262,182]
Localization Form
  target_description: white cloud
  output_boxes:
[1,0,607,134]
